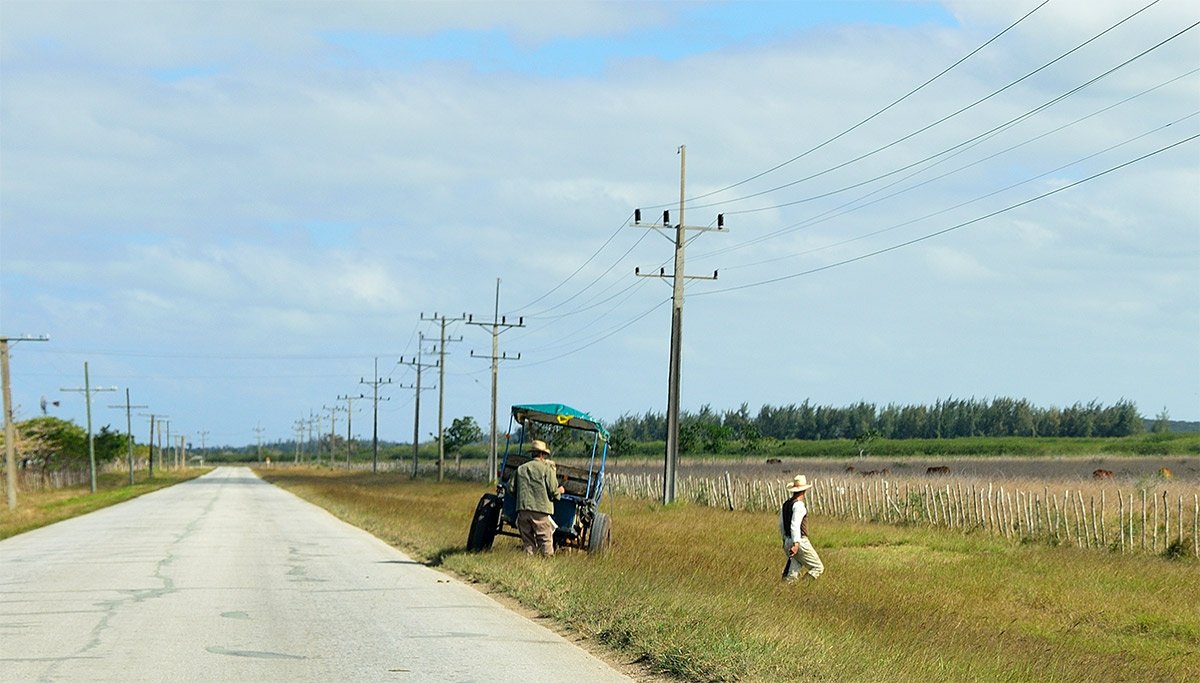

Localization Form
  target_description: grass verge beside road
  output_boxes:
[262,468,1199,682]
[0,469,208,540]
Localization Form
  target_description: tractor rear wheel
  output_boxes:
[586,511,611,553]
[466,494,501,551]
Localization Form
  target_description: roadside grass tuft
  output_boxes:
[263,468,1199,682]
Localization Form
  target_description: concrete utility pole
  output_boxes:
[307,413,320,465]
[323,404,346,468]
[108,389,147,486]
[360,357,392,474]
[468,279,524,484]
[2,334,50,510]
[398,333,438,479]
[197,430,209,467]
[179,435,186,468]
[293,420,305,463]
[633,145,727,504]
[138,413,165,479]
[421,313,465,481]
[158,419,168,472]
[336,394,362,469]
[254,423,265,464]
[60,362,117,494]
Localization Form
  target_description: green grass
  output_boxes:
[0,469,208,540]
[262,468,1200,682]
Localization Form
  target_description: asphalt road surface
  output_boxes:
[0,467,631,682]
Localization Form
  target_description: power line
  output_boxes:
[718,111,1200,274]
[675,0,1175,213]
[694,133,1199,297]
[639,0,1052,210]
[691,67,1200,264]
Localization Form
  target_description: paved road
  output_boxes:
[0,467,630,682]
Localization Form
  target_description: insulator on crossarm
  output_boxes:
[717,214,724,229]
[635,267,641,275]
[662,210,670,226]
[634,209,641,224]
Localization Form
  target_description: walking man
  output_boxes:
[513,439,564,556]
[780,474,824,582]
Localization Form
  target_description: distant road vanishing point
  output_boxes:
[0,467,630,682]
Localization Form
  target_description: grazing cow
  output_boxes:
[1158,467,1173,479]
[844,465,856,473]
[926,466,950,475]
[765,458,783,465]
[1092,469,1115,479]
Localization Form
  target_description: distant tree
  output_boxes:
[445,416,483,454]
[13,417,87,483]
[1152,407,1170,434]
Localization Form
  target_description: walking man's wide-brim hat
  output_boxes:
[786,474,813,493]
[529,439,551,456]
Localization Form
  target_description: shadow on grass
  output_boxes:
[427,545,472,567]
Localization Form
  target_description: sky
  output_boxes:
[1,0,1197,449]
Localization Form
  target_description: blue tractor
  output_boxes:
[466,403,612,553]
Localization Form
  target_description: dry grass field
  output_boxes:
[262,467,1199,683]
[0,469,207,540]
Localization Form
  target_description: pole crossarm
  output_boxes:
[421,312,467,481]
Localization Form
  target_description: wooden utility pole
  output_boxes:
[323,404,346,467]
[399,333,437,478]
[421,313,465,481]
[360,357,392,474]
[60,362,116,493]
[633,145,726,504]
[468,279,524,484]
[2,334,49,510]
[109,389,147,485]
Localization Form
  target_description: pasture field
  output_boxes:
[0,468,207,540]
[261,467,1199,683]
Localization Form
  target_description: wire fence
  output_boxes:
[606,471,1200,558]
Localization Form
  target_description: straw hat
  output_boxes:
[786,475,813,493]
[529,439,551,456]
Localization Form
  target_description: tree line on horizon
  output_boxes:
[609,398,1147,451]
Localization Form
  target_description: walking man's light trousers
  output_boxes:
[782,537,824,580]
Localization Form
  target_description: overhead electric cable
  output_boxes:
[521,226,652,318]
[693,133,1199,296]
[640,0,1052,210]
[675,0,1175,213]
[516,298,670,368]
[507,211,635,315]
[691,67,1200,263]
[721,112,1199,272]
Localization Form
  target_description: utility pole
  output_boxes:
[360,357,392,474]
[398,333,437,479]
[422,312,466,481]
[158,419,169,473]
[293,420,305,463]
[323,404,346,468]
[468,279,524,484]
[633,145,727,504]
[336,394,362,469]
[2,334,50,510]
[307,412,320,465]
[108,389,147,486]
[60,362,117,494]
[138,413,165,480]
[197,430,209,466]
[179,434,187,468]
[254,422,265,464]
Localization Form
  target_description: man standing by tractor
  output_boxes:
[513,439,564,556]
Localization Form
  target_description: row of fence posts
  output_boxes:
[604,472,1199,558]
